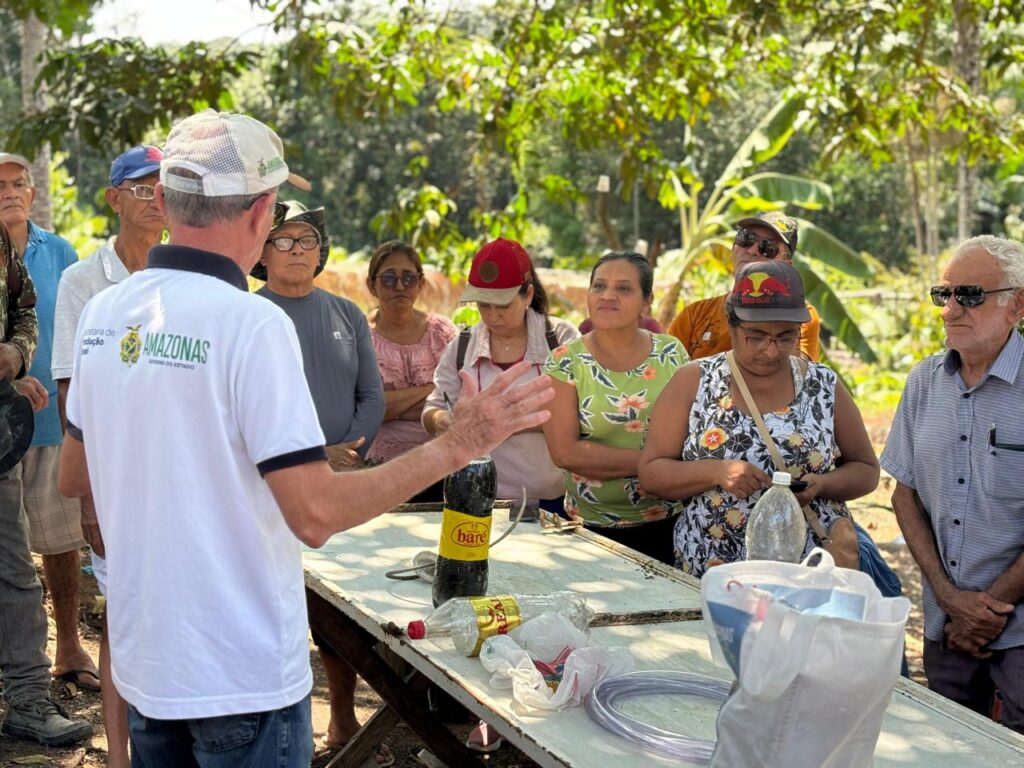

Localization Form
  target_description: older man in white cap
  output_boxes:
[57,110,554,765]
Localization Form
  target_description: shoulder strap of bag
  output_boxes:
[725,350,830,543]
[455,327,472,370]
[544,316,559,351]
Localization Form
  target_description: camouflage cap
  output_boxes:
[734,211,798,254]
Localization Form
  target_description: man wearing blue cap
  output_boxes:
[50,144,164,768]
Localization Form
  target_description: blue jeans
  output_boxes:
[127,695,313,768]
[0,467,52,707]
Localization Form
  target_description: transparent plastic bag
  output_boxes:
[479,612,634,712]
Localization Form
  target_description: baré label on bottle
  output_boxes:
[468,595,523,655]
[438,507,493,561]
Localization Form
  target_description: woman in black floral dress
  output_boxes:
[638,262,879,577]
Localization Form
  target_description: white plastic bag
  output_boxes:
[702,549,911,768]
[479,612,634,712]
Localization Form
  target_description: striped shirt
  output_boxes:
[881,329,1024,649]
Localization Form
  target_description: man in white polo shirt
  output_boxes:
[51,144,166,768]
[57,110,554,766]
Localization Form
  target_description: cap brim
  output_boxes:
[0,385,34,475]
[117,163,162,185]
[459,285,522,305]
[731,305,811,323]
[287,172,312,192]
[735,217,788,243]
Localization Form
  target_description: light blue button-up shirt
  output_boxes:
[881,329,1024,649]
[23,221,78,446]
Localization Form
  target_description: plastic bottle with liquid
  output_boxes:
[431,455,497,607]
[406,591,593,656]
[745,471,807,563]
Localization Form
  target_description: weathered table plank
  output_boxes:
[305,512,1024,767]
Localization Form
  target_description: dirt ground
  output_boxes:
[0,410,926,767]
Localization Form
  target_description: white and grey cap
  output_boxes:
[160,110,310,196]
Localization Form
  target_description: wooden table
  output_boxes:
[304,509,1024,767]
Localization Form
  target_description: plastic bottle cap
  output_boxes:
[771,471,792,485]
[407,620,426,640]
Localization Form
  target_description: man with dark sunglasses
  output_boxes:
[883,235,1024,733]
[667,210,821,360]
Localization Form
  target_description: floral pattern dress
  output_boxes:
[673,353,850,577]
[544,333,687,527]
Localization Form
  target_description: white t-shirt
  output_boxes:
[66,245,326,720]
[51,237,129,382]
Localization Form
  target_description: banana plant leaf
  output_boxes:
[795,219,875,279]
[795,257,878,363]
[727,173,833,211]
[714,95,807,188]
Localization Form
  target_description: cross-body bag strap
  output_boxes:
[725,351,830,543]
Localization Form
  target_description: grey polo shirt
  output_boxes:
[256,286,384,454]
[881,329,1024,649]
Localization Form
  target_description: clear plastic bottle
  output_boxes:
[745,471,807,563]
[406,591,593,656]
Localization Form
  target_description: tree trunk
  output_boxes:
[903,135,925,257]
[20,12,52,231]
[953,0,981,243]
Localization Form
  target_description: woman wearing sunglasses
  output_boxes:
[423,238,578,511]
[364,240,457,496]
[639,261,878,577]
[667,211,822,361]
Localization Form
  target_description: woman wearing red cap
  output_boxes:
[542,252,686,564]
[423,238,578,511]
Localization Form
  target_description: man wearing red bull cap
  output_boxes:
[667,211,821,360]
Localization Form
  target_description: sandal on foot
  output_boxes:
[374,742,395,767]
[466,721,503,753]
[56,668,101,692]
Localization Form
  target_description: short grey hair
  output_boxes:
[161,168,262,228]
[952,235,1024,303]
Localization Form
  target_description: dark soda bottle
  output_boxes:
[432,455,497,607]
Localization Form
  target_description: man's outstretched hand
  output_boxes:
[442,361,554,464]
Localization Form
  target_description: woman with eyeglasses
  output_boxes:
[364,240,457,496]
[667,211,822,361]
[541,251,687,564]
[422,238,578,511]
[253,201,384,470]
[639,261,878,577]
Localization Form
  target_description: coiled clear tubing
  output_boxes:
[585,670,731,764]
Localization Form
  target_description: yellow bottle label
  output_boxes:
[438,507,492,562]
[468,595,522,655]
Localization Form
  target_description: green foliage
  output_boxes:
[656,94,878,363]
[9,39,260,157]
[1,0,98,36]
[50,152,106,255]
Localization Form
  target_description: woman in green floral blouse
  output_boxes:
[542,252,687,564]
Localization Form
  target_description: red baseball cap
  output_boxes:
[460,238,534,304]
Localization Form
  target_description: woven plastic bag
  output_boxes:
[702,549,911,768]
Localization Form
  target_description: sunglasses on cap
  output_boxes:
[928,285,1018,308]
[377,270,421,289]
[734,228,785,259]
